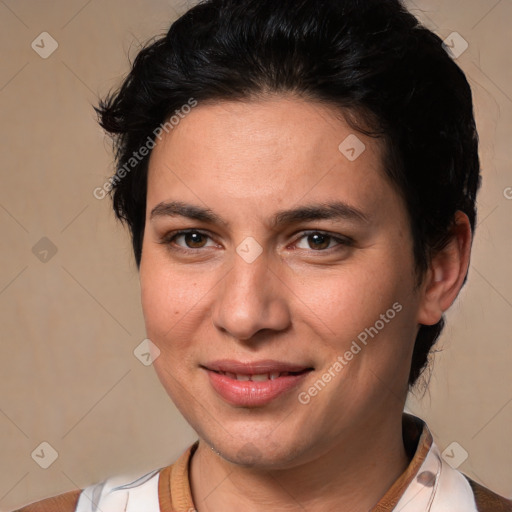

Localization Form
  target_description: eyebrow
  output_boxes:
[149,200,369,228]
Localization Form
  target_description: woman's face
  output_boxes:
[140,95,427,468]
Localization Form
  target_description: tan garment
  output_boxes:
[12,489,81,512]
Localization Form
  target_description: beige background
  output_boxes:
[0,0,511,509]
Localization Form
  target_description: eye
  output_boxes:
[160,229,217,250]
[294,231,352,251]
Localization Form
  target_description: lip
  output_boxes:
[202,359,313,407]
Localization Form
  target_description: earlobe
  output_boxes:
[417,211,472,326]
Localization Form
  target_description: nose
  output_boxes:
[211,251,291,343]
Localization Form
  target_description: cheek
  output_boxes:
[140,261,201,396]
[291,259,406,338]
[139,250,214,356]
[293,251,418,386]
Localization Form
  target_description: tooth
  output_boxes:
[269,372,280,380]
[251,373,270,381]
[236,374,250,381]
[225,372,237,379]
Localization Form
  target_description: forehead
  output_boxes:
[146,95,395,223]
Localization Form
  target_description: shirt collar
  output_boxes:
[372,413,433,510]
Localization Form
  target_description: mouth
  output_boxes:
[209,369,310,381]
[201,360,314,407]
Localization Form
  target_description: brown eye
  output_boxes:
[181,231,208,248]
[307,233,331,250]
[293,231,353,252]
[162,230,216,250]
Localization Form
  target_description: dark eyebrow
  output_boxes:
[149,200,369,228]
[270,201,369,228]
[150,201,229,227]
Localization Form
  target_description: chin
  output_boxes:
[200,427,314,470]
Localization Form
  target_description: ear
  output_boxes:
[417,211,473,326]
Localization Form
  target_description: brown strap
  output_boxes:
[12,489,81,512]
[158,465,174,512]
[158,442,199,512]
[465,476,512,512]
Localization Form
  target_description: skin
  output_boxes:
[139,95,472,511]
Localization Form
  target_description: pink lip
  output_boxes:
[202,359,313,407]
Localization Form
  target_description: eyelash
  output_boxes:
[158,228,353,254]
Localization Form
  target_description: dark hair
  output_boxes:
[95,0,481,388]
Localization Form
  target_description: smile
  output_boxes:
[202,360,313,407]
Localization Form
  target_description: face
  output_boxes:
[140,95,426,469]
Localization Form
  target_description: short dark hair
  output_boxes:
[95,0,481,388]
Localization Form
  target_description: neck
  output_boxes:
[189,414,411,512]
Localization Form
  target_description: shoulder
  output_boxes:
[12,489,81,512]
[463,475,512,512]
[12,467,162,512]
[431,443,512,511]
[395,420,511,512]
[74,467,161,511]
